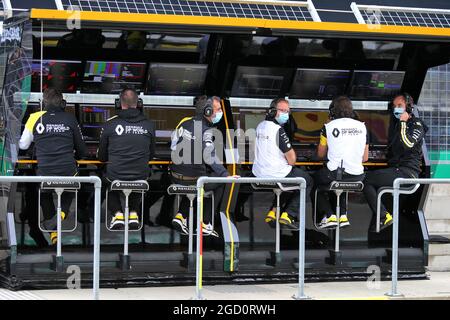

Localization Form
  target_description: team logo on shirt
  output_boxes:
[115,125,124,135]
[332,128,340,138]
[36,123,45,134]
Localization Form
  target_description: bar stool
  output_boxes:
[313,181,364,265]
[38,181,81,272]
[251,182,300,266]
[105,180,149,270]
[167,184,215,270]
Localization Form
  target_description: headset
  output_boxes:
[194,96,214,117]
[267,97,285,120]
[115,88,144,111]
[328,99,337,120]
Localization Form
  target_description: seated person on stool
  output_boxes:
[170,96,238,236]
[314,96,369,229]
[252,97,313,230]
[363,93,427,231]
[19,88,86,245]
[98,88,155,230]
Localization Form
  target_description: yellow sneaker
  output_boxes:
[339,214,350,228]
[318,214,338,229]
[265,210,276,228]
[380,212,393,230]
[50,232,58,245]
[129,211,140,230]
[279,212,299,230]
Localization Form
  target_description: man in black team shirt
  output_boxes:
[363,93,427,231]
[98,88,155,230]
[19,88,86,245]
[170,96,238,236]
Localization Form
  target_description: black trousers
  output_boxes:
[171,172,225,224]
[40,191,75,221]
[103,178,143,216]
[277,167,313,218]
[313,167,365,218]
[363,167,418,218]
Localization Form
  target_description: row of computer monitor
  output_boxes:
[72,105,389,148]
[31,60,405,101]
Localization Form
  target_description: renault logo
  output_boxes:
[36,123,45,134]
[332,128,340,138]
[115,125,124,135]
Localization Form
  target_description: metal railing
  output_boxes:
[194,176,308,300]
[0,176,101,300]
[389,178,450,297]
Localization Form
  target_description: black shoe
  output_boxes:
[29,228,49,248]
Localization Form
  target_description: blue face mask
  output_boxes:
[276,112,289,125]
[212,111,223,124]
[393,107,404,119]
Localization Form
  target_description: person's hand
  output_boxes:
[399,112,410,122]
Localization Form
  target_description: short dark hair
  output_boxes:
[270,97,289,109]
[120,88,138,108]
[331,95,353,119]
[42,88,64,109]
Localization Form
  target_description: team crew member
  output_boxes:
[363,93,427,231]
[19,88,86,245]
[314,96,369,229]
[170,96,236,236]
[252,98,313,230]
[98,88,155,230]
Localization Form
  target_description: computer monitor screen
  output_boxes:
[143,107,196,142]
[290,110,329,144]
[31,60,82,93]
[349,70,405,101]
[79,106,111,141]
[240,112,266,131]
[146,63,207,95]
[355,110,390,145]
[231,66,291,98]
[81,61,146,94]
[289,69,350,100]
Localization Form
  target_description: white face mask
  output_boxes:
[212,111,223,124]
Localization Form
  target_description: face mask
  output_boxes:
[212,111,223,124]
[276,113,289,125]
[393,107,404,119]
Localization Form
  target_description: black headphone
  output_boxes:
[328,100,336,120]
[267,97,284,119]
[194,96,215,117]
[203,97,214,117]
[115,88,144,111]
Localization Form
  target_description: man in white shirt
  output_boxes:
[252,98,313,229]
[315,96,369,229]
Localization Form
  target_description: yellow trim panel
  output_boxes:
[31,9,450,38]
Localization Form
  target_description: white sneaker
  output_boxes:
[318,215,338,229]
[110,212,124,230]
[201,223,219,237]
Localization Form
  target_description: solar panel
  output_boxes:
[57,0,321,22]
[351,2,450,28]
